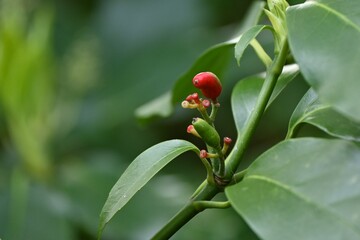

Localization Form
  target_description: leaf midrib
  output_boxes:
[246,174,360,236]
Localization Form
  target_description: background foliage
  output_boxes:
[0,0,320,239]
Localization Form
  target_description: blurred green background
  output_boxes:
[0,0,307,239]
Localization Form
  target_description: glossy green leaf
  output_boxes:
[232,64,299,132]
[98,140,198,238]
[287,89,360,141]
[226,138,360,240]
[136,1,266,122]
[287,0,360,121]
[235,25,270,66]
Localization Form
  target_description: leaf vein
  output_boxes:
[247,174,360,236]
[310,1,360,32]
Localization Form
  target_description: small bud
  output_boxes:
[224,137,232,145]
[186,94,193,102]
[191,93,200,103]
[192,72,222,101]
[199,150,218,159]
[200,150,208,158]
[202,99,210,108]
[182,101,190,108]
[187,125,201,138]
[222,137,232,155]
[182,100,198,109]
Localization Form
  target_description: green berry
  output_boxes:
[192,117,221,150]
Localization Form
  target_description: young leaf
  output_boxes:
[226,138,360,240]
[136,1,266,122]
[287,0,360,121]
[98,140,198,239]
[287,89,360,141]
[232,64,299,133]
[234,25,271,66]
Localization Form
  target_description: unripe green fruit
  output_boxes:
[192,118,221,150]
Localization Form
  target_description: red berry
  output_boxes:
[192,72,222,100]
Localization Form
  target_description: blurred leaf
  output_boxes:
[232,64,299,132]
[174,208,260,240]
[98,140,198,238]
[22,185,75,240]
[0,2,54,180]
[226,138,360,240]
[287,89,360,141]
[235,25,270,66]
[136,1,266,123]
[135,92,173,123]
[287,0,360,121]
[2,181,75,240]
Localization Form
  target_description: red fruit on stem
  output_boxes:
[192,72,222,100]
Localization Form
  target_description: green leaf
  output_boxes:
[232,64,299,132]
[134,92,172,124]
[235,25,270,66]
[98,140,198,238]
[226,138,360,240]
[136,1,266,122]
[287,89,360,141]
[287,0,360,121]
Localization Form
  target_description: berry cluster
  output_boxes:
[182,72,232,184]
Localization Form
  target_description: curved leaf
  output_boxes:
[98,140,198,238]
[287,89,360,141]
[136,1,266,122]
[235,25,270,66]
[226,138,360,240]
[287,0,360,121]
[134,92,172,124]
[232,64,299,132]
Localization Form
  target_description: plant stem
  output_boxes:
[225,40,289,179]
[151,183,219,240]
[210,101,220,122]
[250,39,272,68]
[151,39,289,240]
[229,168,247,185]
[193,200,230,210]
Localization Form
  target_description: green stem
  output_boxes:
[209,101,220,122]
[193,200,230,210]
[225,40,289,179]
[250,39,272,68]
[198,107,213,125]
[229,168,247,185]
[151,183,219,240]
